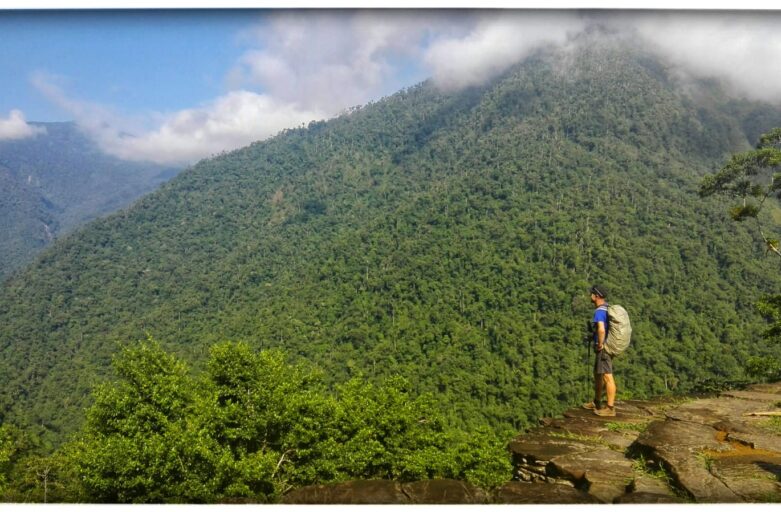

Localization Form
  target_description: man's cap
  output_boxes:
[590,284,608,298]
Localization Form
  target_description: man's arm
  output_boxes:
[596,321,606,351]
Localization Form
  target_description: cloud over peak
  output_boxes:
[28,11,781,166]
[0,110,46,141]
[32,72,325,166]
[424,11,587,91]
[228,11,451,112]
[623,12,781,104]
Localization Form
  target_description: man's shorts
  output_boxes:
[594,349,613,375]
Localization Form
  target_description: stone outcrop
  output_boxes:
[493,481,602,504]
[282,479,489,504]
[283,382,781,504]
[510,381,781,503]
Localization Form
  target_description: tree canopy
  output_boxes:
[701,127,781,258]
[1,340,510,503]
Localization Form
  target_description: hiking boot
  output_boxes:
[581,401,599,410]
[593,406,616,417]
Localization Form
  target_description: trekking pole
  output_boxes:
[584,320,592,404]
[586,336,591,403]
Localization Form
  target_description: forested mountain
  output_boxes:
[2,35,781,450]
[0,122,179,280]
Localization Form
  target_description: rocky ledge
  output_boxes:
[509,381,781,503]
[284,382,781,504]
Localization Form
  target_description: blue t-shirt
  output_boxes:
[592,304,608,350]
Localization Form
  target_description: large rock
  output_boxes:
[401,479,488,504]
[282,480,407,504]
[634,419,741,502]
[563,407,652,423]
[548,447,635,503]
[664,398,763,425]
[282,479,490,504]
[671,458,742,502]
[508,432,601,464]
[634,418,724,454]
[622,397,691,414]
[543,417,644,450]
[729,430,781,453]
[614,491,686,503]
[493,482,602,504]
[545,416,609,437]
[721,390,781,403]
[710,455,781,501]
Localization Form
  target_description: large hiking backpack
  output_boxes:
[604,304,632,357]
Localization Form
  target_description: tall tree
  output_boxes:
[700,127,781,259]
[701,127,781,378]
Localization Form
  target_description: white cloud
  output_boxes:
[31,11,472,165]
[29,11,781,166]
[32,72,325,166]
[0,109,46,141]
[229,10,462,112]
[424,11,587,90]
[98,91,326,165]
[621,12,781,103]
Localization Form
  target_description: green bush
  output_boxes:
[58,340,510,503]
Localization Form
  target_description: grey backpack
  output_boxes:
[604,304,632,356]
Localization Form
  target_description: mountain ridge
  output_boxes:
[0,122,180,280]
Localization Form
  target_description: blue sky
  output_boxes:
[1,9,781,165]
[0,11,264,121]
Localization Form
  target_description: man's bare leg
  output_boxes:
[603,373,616,408]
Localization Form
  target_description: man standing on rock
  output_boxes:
[583,285,617,417]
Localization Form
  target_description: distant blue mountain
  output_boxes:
[0,122,180,279]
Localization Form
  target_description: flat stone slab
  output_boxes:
[670,457,742,502]
[493,482,602,504]
[622,397,693,415]
[713,418,759,435]
[722,390,781,403]
[614,491,686,503]
[598,430,637,451]
[634,418,742,502]
[402,479,488,504]
[508,433,601,463]
[607,401,659,416]
[548,447,634,503]
[635,418,723,453]
[665,398,764,425]
[563,407,652,423]
[731,431,781,454]
[710,455,781,501]
[283,479,490,504]
[282,480,407,504]
[546,416,609,437]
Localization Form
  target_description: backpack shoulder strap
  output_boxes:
[599,303,610,332]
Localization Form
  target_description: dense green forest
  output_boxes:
[0,341,510,502]
[1,37,781,499]
[0,122,179,280]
